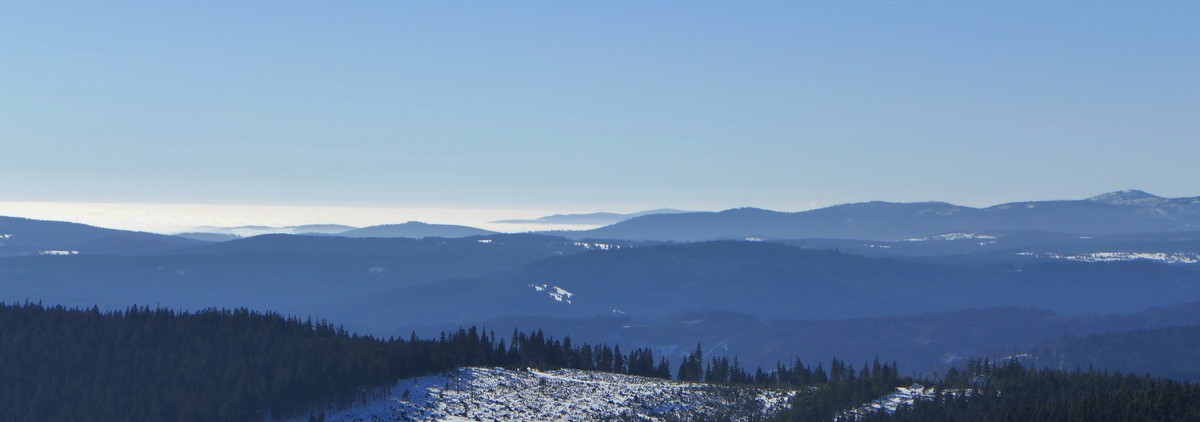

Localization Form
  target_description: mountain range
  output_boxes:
[571,190,1200,241]
[166,190,1200,243]
[181,221,495,239]
[188,224,356,237]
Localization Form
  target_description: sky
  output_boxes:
[2,2,1198,231]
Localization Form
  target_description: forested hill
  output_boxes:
[1,303,410,421]
[0,303,671,421]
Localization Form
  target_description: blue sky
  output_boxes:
[3,1,1198,215]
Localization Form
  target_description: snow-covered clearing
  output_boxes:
[529,284,575,304]
[301,367,797,421]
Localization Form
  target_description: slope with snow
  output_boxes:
[302,367,796,422]
[902,232,998,241]
[1018,251,1200,264]
[841,384,974,420]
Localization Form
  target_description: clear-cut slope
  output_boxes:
[304,367,796,422]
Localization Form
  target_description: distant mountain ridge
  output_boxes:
[576,190,1200,241]
[339,221,495,238]
[188,222,497,239]
[188,224,357,237]
[495,208,689,226]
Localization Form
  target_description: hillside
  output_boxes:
[1036,324,1200,382]
[333,241,1200,333]
[0,216,205,256]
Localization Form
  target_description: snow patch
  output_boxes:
[1021,251,1199,264]
[903,233,997,242]
[529,284,575,304]
[999,353,1032,362]
[553,286,573,298]
[573,242,618,251]
[302,367,797,422]
[915,208,959,216]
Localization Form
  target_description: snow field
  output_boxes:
[307,367,797,421]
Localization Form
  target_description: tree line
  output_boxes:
[2,302,880,421]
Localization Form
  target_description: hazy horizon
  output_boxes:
[0,187,1188,234]
[0,200,601,234]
